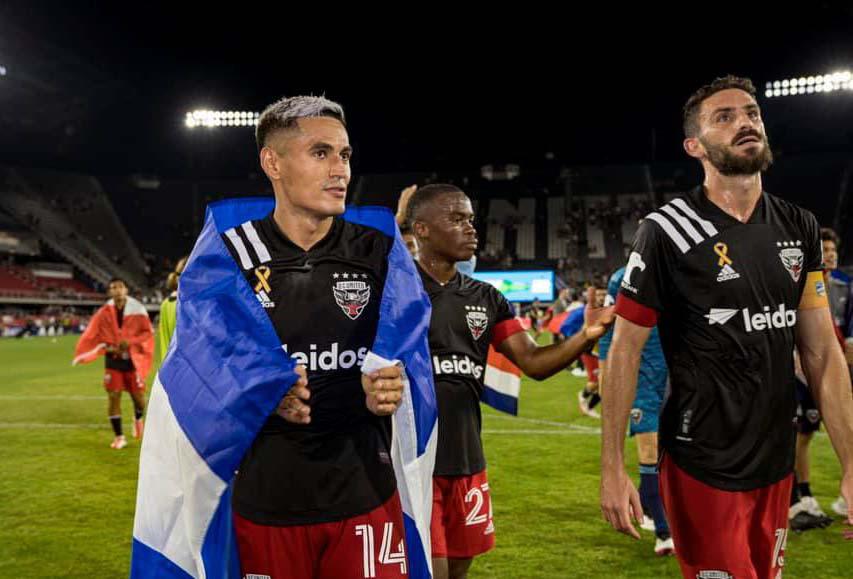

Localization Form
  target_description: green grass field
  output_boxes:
[0,335,850,578]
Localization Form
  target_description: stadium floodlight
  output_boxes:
[0,65,6,76]
[184,109,260,129]
[764,70,853,98]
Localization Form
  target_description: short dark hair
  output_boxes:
[108,277,127,287]
[683,75,757,138]
[820,227,840,247]
[406,183,466,229]
[255,95,346,153]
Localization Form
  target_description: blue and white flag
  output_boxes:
[130,198,437,579]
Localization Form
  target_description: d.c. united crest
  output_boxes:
[333,275,371,320]
[778,244,804,282]
[465,305,488,340]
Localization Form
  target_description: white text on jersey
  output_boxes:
[742,304,797,333]
[283,343,368,371]
[432,354,484,380]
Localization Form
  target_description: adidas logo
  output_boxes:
[256,290,276,309]
[716,264,740,282]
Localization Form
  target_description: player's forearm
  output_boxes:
[601,345,641,472]
[803,346,853,474]
[517,330,595,380]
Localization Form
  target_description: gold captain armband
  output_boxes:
[799,270,830,310]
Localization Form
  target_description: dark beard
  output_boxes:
[700,136,774,176]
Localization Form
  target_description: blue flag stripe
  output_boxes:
[158,200,297,482]
[132,199,437,579]
[344,206,437,454]
[131,539,194,579]
[481,386,518,415]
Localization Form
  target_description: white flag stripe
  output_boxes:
[483,365,521,398]
[133,378,227,579]
[224,228,254,270]
[670,198,719,237]
[241,221,272,264]
[645,212,691,254]
[123,296,150,316]
[660,204,704,244]
[362,351,435,577]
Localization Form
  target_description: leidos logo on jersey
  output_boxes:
[777,240,804,282]
[705,304,797,333]
[433,354,485,380]
[253,266,275,308]
[465,306,488,340]
[743,304,797,333]
[332,272,371,320]
[283,343,368,371]
[713,242,740,283]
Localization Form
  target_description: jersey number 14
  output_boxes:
[355,523,407,578]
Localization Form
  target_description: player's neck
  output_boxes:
[272,204,334,252]
[113,297,126,310]
[702,168,763,223]
[417,250,457,285]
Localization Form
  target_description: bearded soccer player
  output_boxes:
[407,183,614,579]
[601,75,853,579]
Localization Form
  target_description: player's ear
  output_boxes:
[260,146,281,180]
[412,220,428,240]
[683,136,704,160]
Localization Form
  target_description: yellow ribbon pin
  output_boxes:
[254,266,271,293]
[714,243,733,267]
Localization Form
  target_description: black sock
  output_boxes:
[109,416,123,436]
[798,481,812,498]
[588,393,602,410]
[790,478,802,506]
[581,388,592,400]
[639,463,669,538]
[134,407,144,420]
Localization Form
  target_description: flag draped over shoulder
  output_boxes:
[72,297,154,379]
[130,198,438,579]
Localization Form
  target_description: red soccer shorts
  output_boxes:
[431,470,495,559]
[660,454,793,579]
[234,491,409,579]
[580,353,599,384]
[103,369,145,393]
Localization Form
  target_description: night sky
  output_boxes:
[1,3,852,180]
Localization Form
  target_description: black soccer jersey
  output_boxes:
[105,305,134,372]
[615,187,823,491]
[222,213,396,525]
[418,264,523,476]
